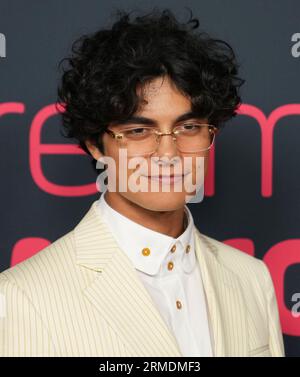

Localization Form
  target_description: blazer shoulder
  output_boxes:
[199,233,268,281]
[0,230,76,293]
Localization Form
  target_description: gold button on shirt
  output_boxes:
[171,245,176,253]
[142,247,151,256]
[97,189,213,357]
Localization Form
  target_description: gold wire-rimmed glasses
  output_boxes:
[104,122,219,156]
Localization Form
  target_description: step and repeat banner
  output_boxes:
[0,1,299,356]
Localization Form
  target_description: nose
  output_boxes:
[152,132,179,161]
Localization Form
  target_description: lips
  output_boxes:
[143,172,191,184]
[148,174,184,178]
[148,170,191,177]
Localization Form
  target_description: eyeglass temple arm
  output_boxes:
[104,129,123,140]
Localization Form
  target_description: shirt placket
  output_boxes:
[159,241,199,356]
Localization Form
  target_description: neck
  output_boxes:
[104,191,186,238]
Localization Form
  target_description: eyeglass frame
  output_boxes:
[103,123,219,154]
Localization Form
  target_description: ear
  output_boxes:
[85,139,103,160]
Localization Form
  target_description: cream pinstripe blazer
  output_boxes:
[0,201,285,357]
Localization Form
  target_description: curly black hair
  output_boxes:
[57,7,245,162]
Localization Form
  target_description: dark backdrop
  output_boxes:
[0,0,299,356]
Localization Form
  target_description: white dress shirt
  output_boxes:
[96,190,213,356]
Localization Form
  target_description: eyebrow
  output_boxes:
[114,111,204,127]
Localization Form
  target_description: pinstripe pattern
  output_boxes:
[0,201,285,356]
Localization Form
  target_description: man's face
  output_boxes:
[87,75,212,212]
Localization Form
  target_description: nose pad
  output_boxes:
[154,133,179,160]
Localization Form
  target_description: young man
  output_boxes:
[0,8,284,356]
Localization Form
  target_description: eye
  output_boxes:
[124,127,153,138]
[183,124,198,130]
[179,123,201,132]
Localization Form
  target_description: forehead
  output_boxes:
[136,76,192,118]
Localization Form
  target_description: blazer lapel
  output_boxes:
[74,201,182,357]
[194,230,249,356]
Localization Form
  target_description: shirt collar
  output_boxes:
[96,190,196,276]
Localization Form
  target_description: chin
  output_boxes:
[124,191,190,212]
